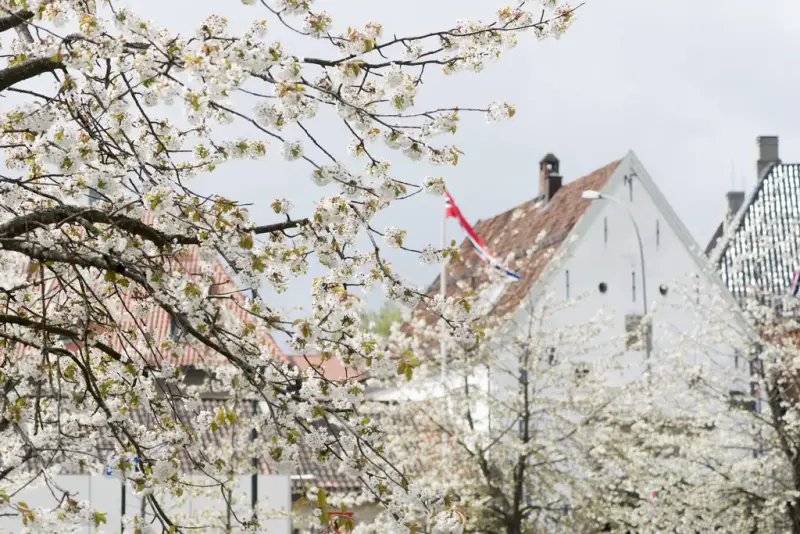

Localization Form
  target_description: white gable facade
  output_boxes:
[488,152,749,416]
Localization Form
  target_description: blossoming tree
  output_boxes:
[563,276,800,534]
[0,0,579,531]
[358,272,799,533]
[355,264,641,534]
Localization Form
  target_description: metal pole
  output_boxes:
[251,399,258,519]
[121,480,126,533]
[625,208,650,360]
[440,203,448,454]
[601,195,650,361]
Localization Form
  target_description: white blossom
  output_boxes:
[423,176,446,195]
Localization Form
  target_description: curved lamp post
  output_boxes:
[582,190,651,361]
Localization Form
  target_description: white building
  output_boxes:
[362,151,758,531]
[374,150,747,402]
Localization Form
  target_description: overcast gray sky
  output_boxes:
[126,0,800,315]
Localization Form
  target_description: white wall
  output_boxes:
[0,474,291,533]
[492,158,748,412]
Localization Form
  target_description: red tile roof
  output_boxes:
[418,159,621,321]
[13,242,283,366]
[291,354,368,382]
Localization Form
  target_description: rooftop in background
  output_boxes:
[419,157,621,322]
[38,398,361,493]
[14,236,284,366]
[290,353,368,382]
[709,136,800,300]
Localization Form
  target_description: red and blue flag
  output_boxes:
[444,190,521,281]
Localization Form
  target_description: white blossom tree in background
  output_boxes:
[357,264,645,534]
[357,266,800,533]
[645,281,800,534]
[0,0,579,531]
[572,274,800,534]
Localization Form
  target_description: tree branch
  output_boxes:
[0,9,33,34]
[252,218,308,235]
[0,205,308,244]
[0,56,65,93]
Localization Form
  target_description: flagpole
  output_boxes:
[440,198,448,454]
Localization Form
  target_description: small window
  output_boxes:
[574,363,590,380]
[625,314,652,351]
[565,270,570,298]
[728,390,756,412]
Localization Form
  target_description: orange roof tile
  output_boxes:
[290,354,368,382]
[418,159,621,322]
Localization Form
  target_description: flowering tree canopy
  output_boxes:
[0,0,578,531]
[362,264,800,533]
[358,264,631,534]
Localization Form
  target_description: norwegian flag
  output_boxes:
[790,269,800,297]
[444,190,521,281]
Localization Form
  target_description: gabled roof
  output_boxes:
[711,163,800,300]
[705,221,727,257]
[420,159,621,321]
[412,151,731,332]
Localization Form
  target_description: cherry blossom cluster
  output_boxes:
[0,0,578,531]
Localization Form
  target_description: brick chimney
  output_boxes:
[757,136,780,178]
[539,153,562,202]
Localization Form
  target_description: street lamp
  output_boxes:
[582,190,651,361]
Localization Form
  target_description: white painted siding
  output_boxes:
[491,156,747,414]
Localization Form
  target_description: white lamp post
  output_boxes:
[582,190,651,361]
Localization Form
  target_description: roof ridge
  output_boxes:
[474,158,624,227]
[416,156,623,327]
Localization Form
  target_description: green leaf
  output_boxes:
[239,234,253,250]
[92,512,107,528]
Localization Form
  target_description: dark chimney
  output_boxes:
[726,191,744,217]
[757,136,780,177]
[539,153,562,202]
[723,191,745,233]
